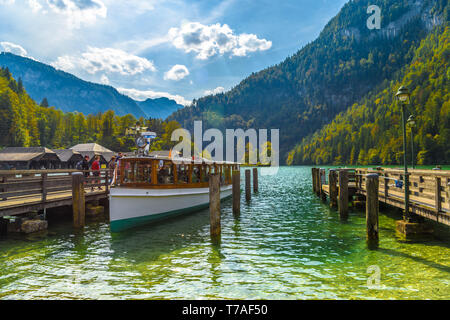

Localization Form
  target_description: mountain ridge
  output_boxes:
[168,0,447,162]
[0,52,183,119]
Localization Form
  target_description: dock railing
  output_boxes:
[354,168,450,225]
[0,169,110,204]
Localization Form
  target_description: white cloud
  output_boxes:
[164,64,189,81]
[168,22,272,60]
[6,0,107,29]
[204,86,225,96]
[48,0,107,28]
[118,87,191,106]
[27,0,42,12]
[51,47,156,75]
[0,41,28,57]
[100,74,109,84]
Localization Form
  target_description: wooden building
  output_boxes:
[53,149,83,169]
[0,147,60,170]
[70,143,114,166]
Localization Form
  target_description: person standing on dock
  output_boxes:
[77,155,91,187]
[91,155,101,191]
[108,156,116,183]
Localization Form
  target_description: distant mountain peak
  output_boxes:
[0,52,183,119]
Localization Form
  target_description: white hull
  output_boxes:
[109,185,232,232]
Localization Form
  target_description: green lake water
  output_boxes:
[0,166,449,299]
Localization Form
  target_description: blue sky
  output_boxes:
[0,0,348,105]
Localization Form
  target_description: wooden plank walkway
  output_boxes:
[318,167,450,226]
[0,169,109,217]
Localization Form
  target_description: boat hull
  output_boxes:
[109,185,232,232]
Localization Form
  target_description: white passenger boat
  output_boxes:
[109,155,239,232]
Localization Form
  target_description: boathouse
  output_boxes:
[70,143,114,165]
[53,149,83,169]
[0,147,60,170]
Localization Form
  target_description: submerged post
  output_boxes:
[253,167,258,193]
[72,172,85,228]
[366,174,379,246]
[0,217,7,236]
[209,173,221,242]
[232,170,240,216]
[338,170,349,220]
[329,169,338,208]
[245,170,251,202]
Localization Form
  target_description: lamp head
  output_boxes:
[407,114,416,127]
[396,86,410,103]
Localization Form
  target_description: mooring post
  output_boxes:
[366,174,379,245]
[72,172,85,228]
[314,168,320,196]
[312,168,316,194]
[253,167,258,193]
[319,168,327,201]
[314,168,320,195]
[329,169,338,208]
[232,170,240,216]
[338,170,349,220]
[209,173,221,242]
[245,169,251,202]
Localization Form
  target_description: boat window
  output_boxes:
[122,161,133,183]
[201,165,209,183]
[134,161,152,183]
[157,161,174,184]
[177,164,189,184]
[222,165,228,184]
[120,160,153,185]
[192,165,201,183]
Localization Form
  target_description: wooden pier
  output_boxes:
[0,169,110,229]
[313,167,450,227]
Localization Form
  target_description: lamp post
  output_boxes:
[407,114,416,170]
[396,86,411,221]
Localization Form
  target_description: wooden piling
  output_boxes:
[253,167,258,193]
[435,177,442,215]
[232,170,240,216]
[338,170,349,220]
[314,168,320,196]
[72,172,85,228]
[312,168,317,193]
[209,173,221,241]
[366,174,379,244]
[245,169,251,202]
[319,168,326,201]
[329,169,338,208]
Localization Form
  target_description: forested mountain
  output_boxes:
[287,25,449,166]
[137,97,183,120]
[0,52,182,119]
[168,0,447,162]
[0,67,182,152]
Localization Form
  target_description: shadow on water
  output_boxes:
[109,208,212,263]
[378,247,450,273]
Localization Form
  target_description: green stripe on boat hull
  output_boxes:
[110,194,232,232]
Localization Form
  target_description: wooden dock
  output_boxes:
[0,169,110,220]
[313,167,450,227]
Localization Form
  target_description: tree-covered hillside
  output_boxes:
[287,25,449,166]
[168,0,447,162]
[0,52,184,119]
[0,67,182,152]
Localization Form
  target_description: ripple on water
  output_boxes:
[0,167,449,299]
